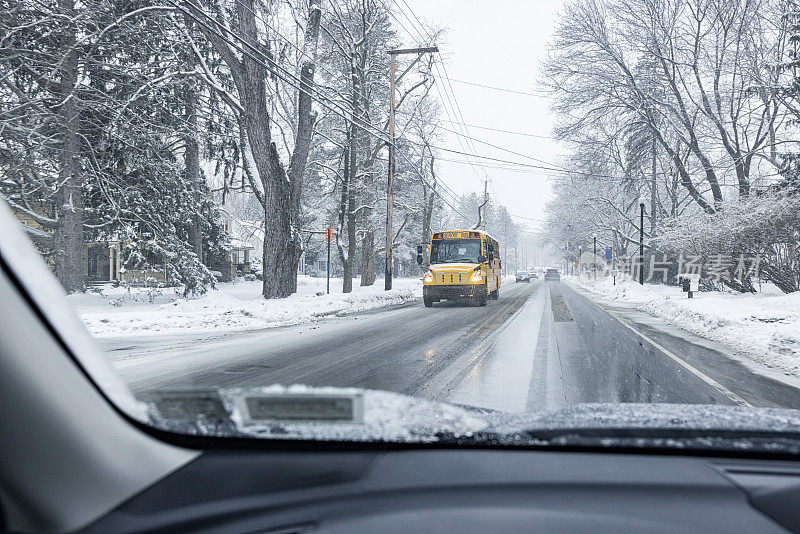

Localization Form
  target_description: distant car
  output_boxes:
[529,272,538,279]
[544,268,560,282]
[515,270,531,283]
[210,270,225,282]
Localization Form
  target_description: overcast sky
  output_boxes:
[403,0,567,232]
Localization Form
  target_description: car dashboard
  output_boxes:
[78,447,800,533]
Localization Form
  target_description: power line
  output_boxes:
[509,213,546,222]
[438,119,559,140]
[383,0,423,45]
[179,0,367,134]
[388,0,532,227]
[386,0,535,228]
[395,132,468,206]
[436,59,492,182]
[444,76,554,98]
[378,0,479,178]
[398,0,427,36]
[431,145,644,182]
[437,123,566,168]
[390,0,500,194]
[185,2,478,232]
[420,142,623,178]
[384,0,492,188]
[435,153,619,180]
[172,0,392,143]
[383,3,546,231]
[393,141,476,224]
[186,1,568,227]
[396,5,498,194]
[432,155,561,175]
[386,0,569,228]
[430,66,486,186]
[390,0,575,240]
[233,0,341,83]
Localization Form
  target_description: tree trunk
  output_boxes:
[261,142,299,297]
[54,0,84,293]
[338,131,354,293]
[420,155,436,270]
[284,0,322,291]
[185,83,203,259]
[360,228,375,285]
[342,51,363,292]
[359,156,377,287]
[196,0,320,298]
[345,125,357,293]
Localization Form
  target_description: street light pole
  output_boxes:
[639,201,645,285]
[385,45,438,291]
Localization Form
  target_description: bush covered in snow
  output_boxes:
[655,193,800,293]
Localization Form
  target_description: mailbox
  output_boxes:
[679,273,700,298]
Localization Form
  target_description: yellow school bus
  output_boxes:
[416,230,501,307]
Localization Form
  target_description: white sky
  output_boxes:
[403,0,567,232]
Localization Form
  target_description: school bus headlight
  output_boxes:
[470,272,484,283]
[423,271,433,283]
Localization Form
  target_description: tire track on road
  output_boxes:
[414,283,537,399]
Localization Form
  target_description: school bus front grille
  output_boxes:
[436,272,468,285]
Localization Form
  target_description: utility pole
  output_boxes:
[385,45,438,290]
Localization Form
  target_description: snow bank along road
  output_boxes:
[102,280,800,412]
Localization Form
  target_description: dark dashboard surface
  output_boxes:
[79,447,800,533]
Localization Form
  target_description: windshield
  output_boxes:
[3,0,800,452]
[430,239,481,264]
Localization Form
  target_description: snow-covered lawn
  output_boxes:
[571,277,800,377]
[68,275,422,339]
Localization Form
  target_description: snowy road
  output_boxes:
[103,280,800,412]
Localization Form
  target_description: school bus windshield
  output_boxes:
[430,239,481,264]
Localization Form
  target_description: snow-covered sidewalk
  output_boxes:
[68,276,421,339]
[570,277,800,378]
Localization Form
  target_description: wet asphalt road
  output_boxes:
[103,280,800,412]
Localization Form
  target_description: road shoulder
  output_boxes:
[565,281,800,408]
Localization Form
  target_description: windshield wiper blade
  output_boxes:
[434,426,800,455]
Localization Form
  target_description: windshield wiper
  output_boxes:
[434,426,800,455]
